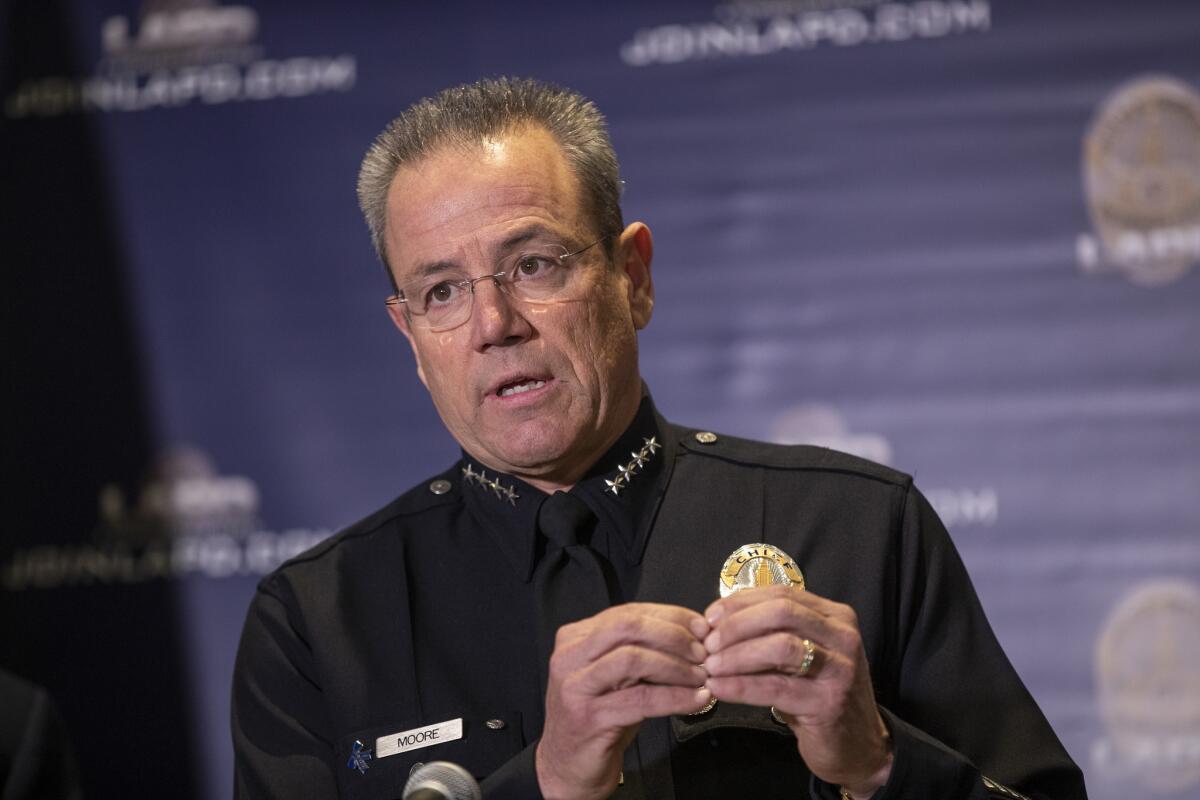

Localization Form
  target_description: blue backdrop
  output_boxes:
[3,1,1198,797]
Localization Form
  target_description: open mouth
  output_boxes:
[497,378,547,398]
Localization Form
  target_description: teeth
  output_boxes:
[500,379,546,397]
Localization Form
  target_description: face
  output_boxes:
[383,127,654,491]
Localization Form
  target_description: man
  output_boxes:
[232,78,1086,799]
[0,669,83,800]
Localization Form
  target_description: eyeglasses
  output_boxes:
[386,236,609,332]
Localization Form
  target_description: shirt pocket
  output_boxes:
[340,712,524,800]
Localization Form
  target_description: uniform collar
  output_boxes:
[459,393,676,582]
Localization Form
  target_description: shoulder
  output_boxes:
[668,422,912,489]
[257,463,463,594]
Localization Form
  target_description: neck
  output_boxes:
[522,474,578,495]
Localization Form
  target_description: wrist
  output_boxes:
[840,760,889,799]
[840,718,893,799]
[534,740,571,800]
[534,740,612,800]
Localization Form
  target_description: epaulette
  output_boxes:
[355,463,463,528]
[268,463,462,571]
[672,425,911,487]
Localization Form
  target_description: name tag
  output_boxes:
[375,718,463,759]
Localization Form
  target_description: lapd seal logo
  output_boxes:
[718,543,804,598]
[1079,75,1200,286]
[1093,579,1200,793]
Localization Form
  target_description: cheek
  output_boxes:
[568,290,636,383]
[413,337,471,416]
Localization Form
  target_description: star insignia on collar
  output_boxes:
[462,463,519,506]
[605,437,661,496]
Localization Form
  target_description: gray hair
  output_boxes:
[357,77,624,278]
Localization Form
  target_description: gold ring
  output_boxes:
[798,638,816,677]
[689,694,718,715]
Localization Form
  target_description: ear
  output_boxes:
[386,300,430,388]
[618,222,654,330]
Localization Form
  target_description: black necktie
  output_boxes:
[533,491,659,798]
[533,491,614,692]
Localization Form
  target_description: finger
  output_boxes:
[705,672,823,714]
[572,645,707,696]
[557,605,708,666]
[614,602,711,639]
[704,595,842,654]
[609,604,710,642]
[705,584,846,624]
[558,603,709,651]
[593,685,715,728]
[704,632,833,679]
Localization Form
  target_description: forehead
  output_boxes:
[383,127,589,273]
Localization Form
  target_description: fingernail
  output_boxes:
[705,602,724,624]
[693,687,712,707]
[704,653,722,673]
[689,616,710,639]
[704,630,721,652]
[690,641,707,663]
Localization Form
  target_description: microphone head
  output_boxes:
[402,760,481,800]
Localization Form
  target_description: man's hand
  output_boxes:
[702,585,892,798]
[536,603,713,800]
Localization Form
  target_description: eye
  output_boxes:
[512,254,560,281]
[424,280,461,307]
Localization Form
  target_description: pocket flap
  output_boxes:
[672,702,794,742]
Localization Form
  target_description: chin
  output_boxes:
[493,430,579,473]
[498,443,571,473]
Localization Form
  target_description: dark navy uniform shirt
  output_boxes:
[231,398,1086,799]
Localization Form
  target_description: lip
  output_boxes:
[486,373,556,405]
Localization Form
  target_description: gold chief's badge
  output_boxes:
[718,543,804,598]
[690,543,805,716]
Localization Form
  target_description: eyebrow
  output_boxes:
[401,223,573,282]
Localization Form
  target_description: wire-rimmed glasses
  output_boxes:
[385,235,610,332]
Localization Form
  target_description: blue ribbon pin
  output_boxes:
[347,739,372,774]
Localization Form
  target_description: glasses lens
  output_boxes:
[408,278,472,331]
[397,238,603,331]
[508,248,568,299]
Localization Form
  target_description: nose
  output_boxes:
[469,277,532,349]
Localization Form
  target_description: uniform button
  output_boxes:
[485,719,506,730]
[695,431,718,444]
[429,479,452,495]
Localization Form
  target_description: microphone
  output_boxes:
[402,760,482,800]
